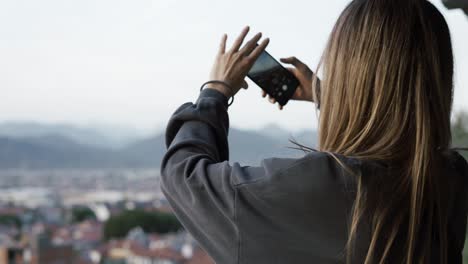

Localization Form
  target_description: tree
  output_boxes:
[0,215,21,228]
[452,111,468,159]
[103,209,182,240]
[71,206,97,223]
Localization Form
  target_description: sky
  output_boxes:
[0,0,467,134]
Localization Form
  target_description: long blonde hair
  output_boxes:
[305,0,458,263]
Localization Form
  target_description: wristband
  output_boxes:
[200,80,235,106]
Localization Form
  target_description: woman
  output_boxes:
[160,0,468,263]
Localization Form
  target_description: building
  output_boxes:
[0,246,24,264]
[30,232,75,264]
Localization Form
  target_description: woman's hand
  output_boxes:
[208,26,270,97]
[262,56,320,110]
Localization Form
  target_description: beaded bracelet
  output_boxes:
[200,80,235,106]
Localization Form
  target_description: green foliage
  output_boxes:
[102,260,126,264]
[452,111,468,159]
[453,111,468,263]
[103,209,182,240]
[0,215,21,228]
[464,246,468,264]
[71,206,96,223]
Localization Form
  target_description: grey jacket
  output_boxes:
[160,88,468,264]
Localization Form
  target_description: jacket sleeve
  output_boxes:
[159,88,302,262]
[159,88,238,262]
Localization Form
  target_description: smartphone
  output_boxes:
[247,49,299,106]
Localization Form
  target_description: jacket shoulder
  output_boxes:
[233,151,357,194]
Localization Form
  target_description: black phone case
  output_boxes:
[247,51,299,106]
[264,69,299,106]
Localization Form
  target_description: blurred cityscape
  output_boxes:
[0,111,466,264]
[0,169,213,264]
[0,120,320,264]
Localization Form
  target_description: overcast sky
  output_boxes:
[0,0,467,133]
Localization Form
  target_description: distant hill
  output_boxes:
[229,128,317,163]
[117,134,167,168]
[0,123,318,169]
[3,115,466,168]
[257,124,291,140]
[0,136,114,169]
[0,122,142,149]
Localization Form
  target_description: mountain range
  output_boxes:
[0,122,317,169]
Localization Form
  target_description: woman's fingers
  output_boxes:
[239,32,262,56]
[268,95,276,104]
[229,26,250,53]
[280,56,302,66]
[218,34,227,55]
[280,56,306,70]
[248,38,270,61]
[269,96,284,110]
[242,80,249,89]
[261,90,283,110]
[280,57,296,63]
